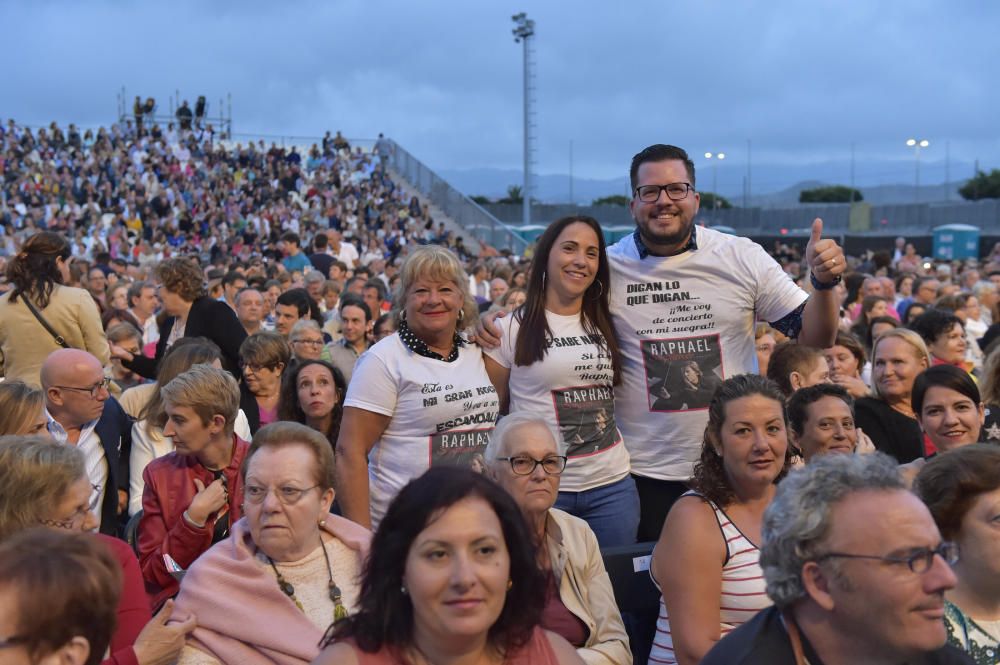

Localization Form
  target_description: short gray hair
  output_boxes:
[304,270,325,285]
[760,453,904,608]
[289,319,322,340]
[484,413,563,467]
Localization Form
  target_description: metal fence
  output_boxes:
[388,142,527,253]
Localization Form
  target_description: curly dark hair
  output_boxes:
[691,374,791,507]
[6,231,71,308]
[277,359,346,447]
[321,467,545,655]
[155,257,206,302]
[908,309,963,348]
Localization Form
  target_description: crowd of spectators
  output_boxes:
[0,126,997,665]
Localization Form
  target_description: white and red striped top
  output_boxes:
[647,492,771,664]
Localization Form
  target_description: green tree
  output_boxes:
[592,194,630,206]
[799,186,863,203]
[499,185,523,204]
[699,192,732,209]
[470,195,492,205]
[959,169,1000,200]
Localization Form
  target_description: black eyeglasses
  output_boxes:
[53,378,111,399]
[635,182,695,203]
[812,541,959,574]
[496,455,567,476]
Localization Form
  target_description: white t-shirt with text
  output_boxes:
[345,335,499,525]
[484,310,630,492]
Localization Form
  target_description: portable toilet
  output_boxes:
[932,224,980,260]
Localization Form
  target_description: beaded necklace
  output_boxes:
[267,540,348,623]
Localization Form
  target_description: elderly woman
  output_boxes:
[914,445,1000,663]
[0,381,49,436]
[289,319,327,364]
[239,331,292,434]
[0,436,193,665]
[315,466,583,664]
[0,231,109,386]
[485,413,631,664]
[482,216,632,547]
[853,328,930,463]
[649,375,788,665]
[172,421,371,665]
[112,257,247,380]
[336,245,499,528]
[278,359,347,449]
[123,339,253,516]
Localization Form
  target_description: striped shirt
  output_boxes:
[648,492,771,664]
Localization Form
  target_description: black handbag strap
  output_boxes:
[16,291,70,349]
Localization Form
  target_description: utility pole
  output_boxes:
[512,13,536,225]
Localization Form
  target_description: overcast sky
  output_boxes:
[4,0,997,188]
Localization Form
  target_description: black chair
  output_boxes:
[602,541,660,665]
[124,510,143,556]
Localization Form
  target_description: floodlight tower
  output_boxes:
[512,13,536,226]
[906,138,929,203]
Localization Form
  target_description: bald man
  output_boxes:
[42,349,133,536]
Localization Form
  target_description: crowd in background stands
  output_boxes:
[0,125,998,665]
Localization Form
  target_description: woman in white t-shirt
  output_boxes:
[336,246,499,528]
[483,216,637,547]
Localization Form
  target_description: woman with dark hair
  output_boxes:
[278,359,347,448]
[979,345,1000,442]
[824,330,868,398]
[863,315,898,356]
[0,231,109,385]
[482,216,633,547]
[910,309,970,370]
[913,364,985,454]
[315,466,583,664]
[649,375,788,665]
[903,301,928,325]
[110,257,247,380]
[849,295,889,340]
[914,445,1000,663]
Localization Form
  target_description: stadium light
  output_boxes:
[512,13,536,226]
[905,138,930,203]
[705,151,726,209]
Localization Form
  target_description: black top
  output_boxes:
[854,396,924,463]
[702,606,975,665]
[123,296,247,380]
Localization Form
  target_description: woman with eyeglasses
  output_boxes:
[0,231,109,386]
[289,319,329,364]
[238,331,291,435]
[914,445,1000,664]
[171,421,370,665]
[0,436,195,665]
[485,413,632,664]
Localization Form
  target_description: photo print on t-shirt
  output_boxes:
[551,384,621,457]
[642,333,724,412]
[428,428,492,474]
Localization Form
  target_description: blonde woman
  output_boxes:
[853,328,930,463]
[0,381,48,436]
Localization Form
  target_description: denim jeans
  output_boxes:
[555,474,640,548]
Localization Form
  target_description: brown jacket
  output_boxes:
[0,284,109,386]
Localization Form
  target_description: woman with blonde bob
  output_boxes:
[336,245,498,529]
[0,381,48,436]
[853,328,930,463]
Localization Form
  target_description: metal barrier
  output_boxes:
[388,141,527,253]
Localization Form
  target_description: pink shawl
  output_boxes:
[172,514,371,665]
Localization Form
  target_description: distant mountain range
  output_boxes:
[438,160,978,208]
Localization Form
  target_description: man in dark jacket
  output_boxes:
[702,453,973,665]
[41,349,133,537]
